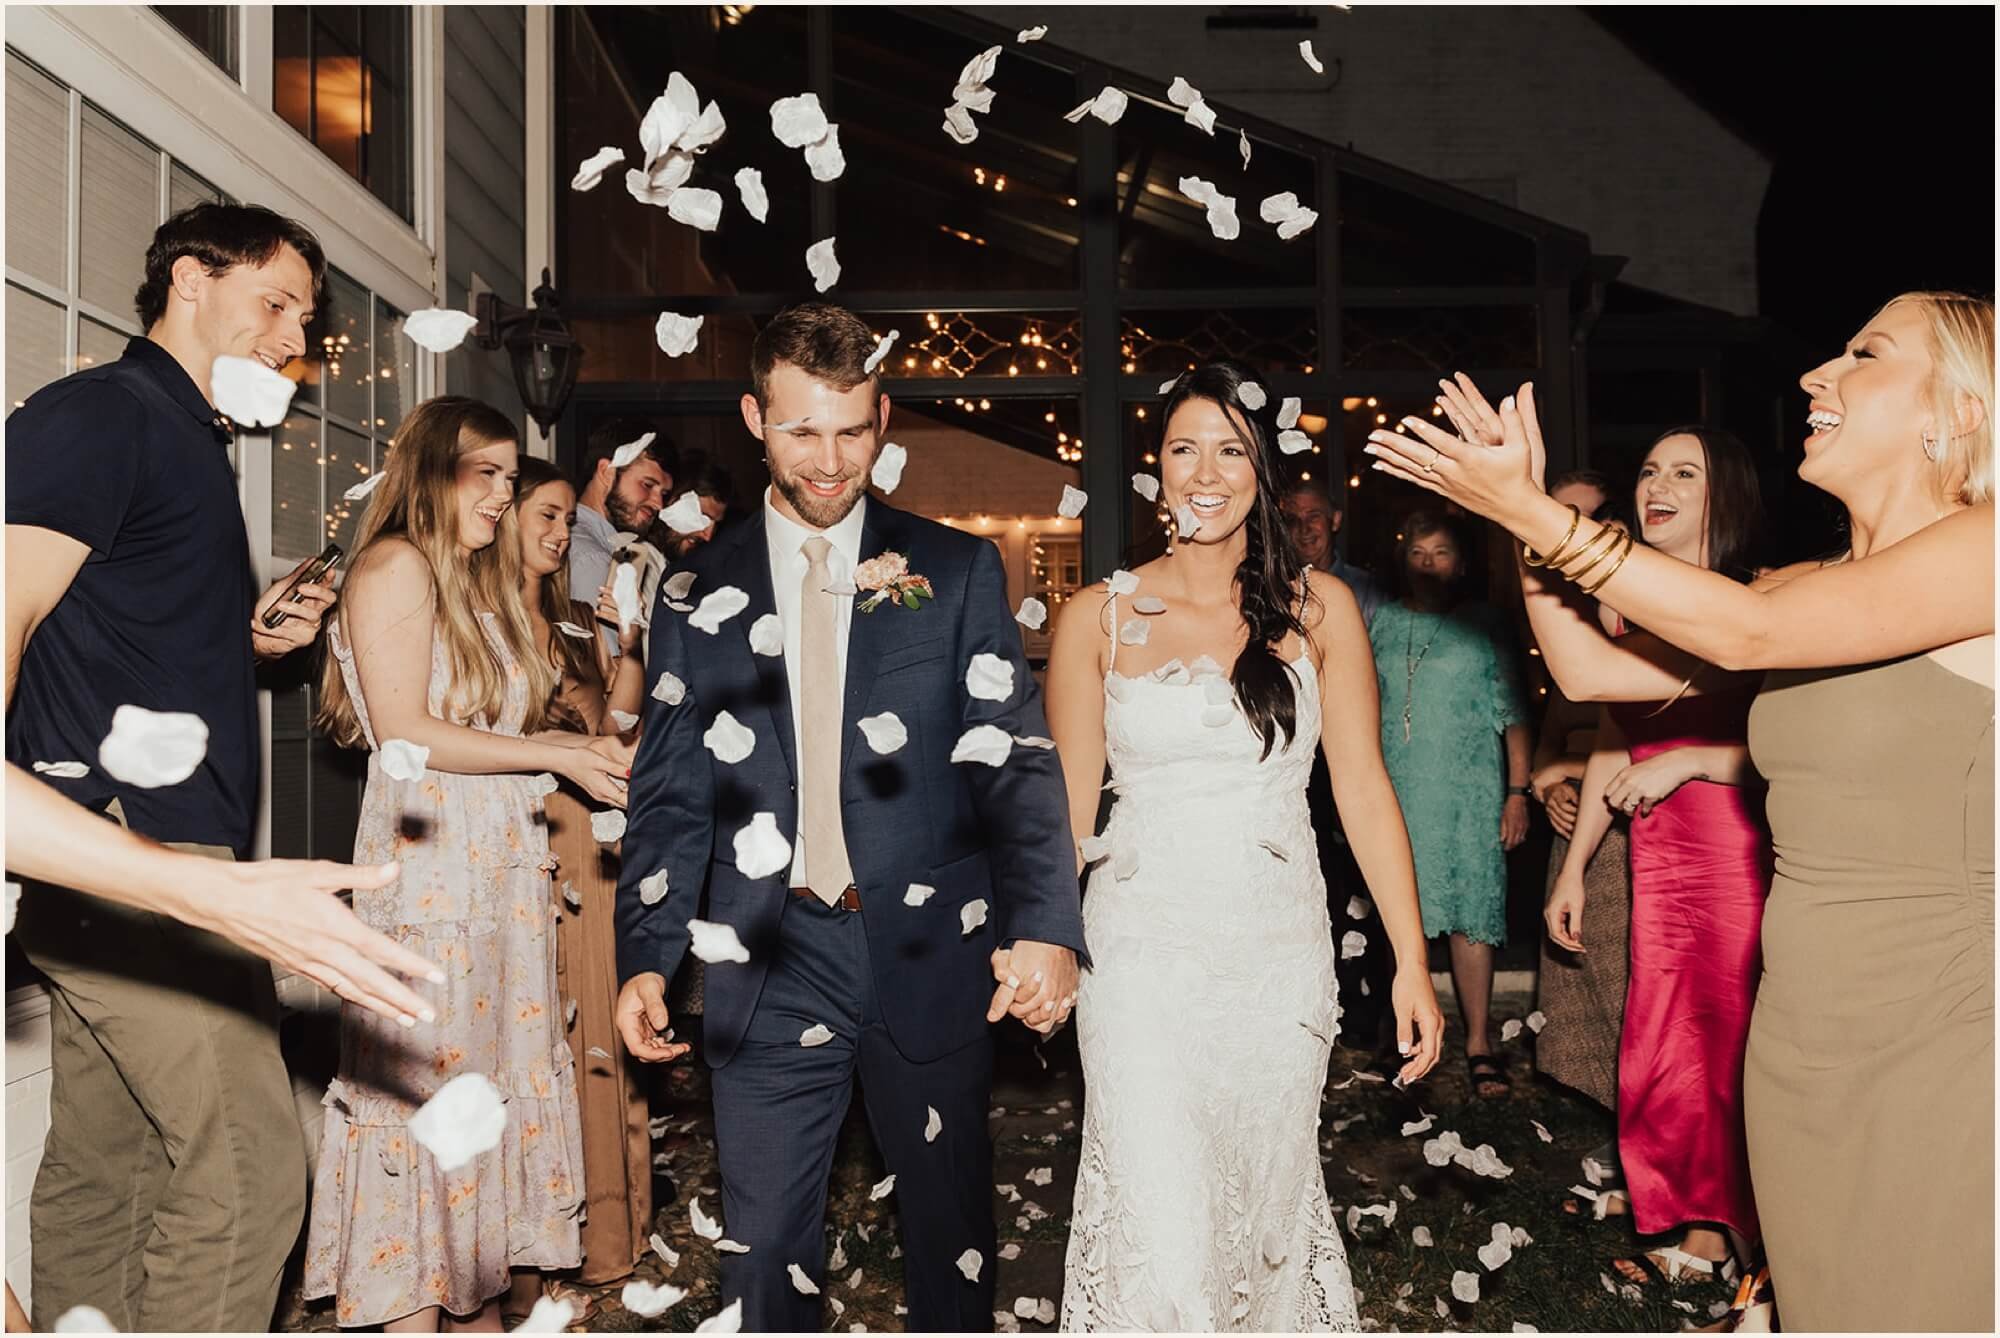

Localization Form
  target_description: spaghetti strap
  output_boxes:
[1105,591,1119,674]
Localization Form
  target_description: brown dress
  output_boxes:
[1535,824,1631,1112]
[1744,654,1993,1330]
[546,601,653,1284]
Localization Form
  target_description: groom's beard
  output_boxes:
[774,467,864,530]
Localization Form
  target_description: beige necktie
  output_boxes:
[800,535,853,905]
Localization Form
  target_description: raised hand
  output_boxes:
[1365,381,1549,519]
[1434,372,1506,448]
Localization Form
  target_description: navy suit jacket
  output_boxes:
[615,500,1089,1066]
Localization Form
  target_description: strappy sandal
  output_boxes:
[1467,1052,1510,1098]
[1614,1245,1725,1286]
[1563,1184,1631,1219]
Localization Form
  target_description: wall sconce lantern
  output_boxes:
[475,267,584,434]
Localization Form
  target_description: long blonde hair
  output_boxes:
[1876,290,1994,506]
[316,395,555,746]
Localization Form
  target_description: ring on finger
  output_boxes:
[1422,447,1441,473]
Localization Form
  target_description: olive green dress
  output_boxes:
[1744,654,1993,1330]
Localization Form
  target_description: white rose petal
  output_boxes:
[655,312,704,357]
[515,1296,577,1332]
[562,881,581,910]
[1451,1270,1481,1304]
[1337,931,1371,963]
[744,613,784,658]
[858,712,908,755]
[864,330,900,376]
[610,709,639,733]
[1014,597,1048,630]
[696,1298,745,1333]
[1079,833,1109,863]
[408,1072,507,1172]
[804,125,845,182]
[870,1173,897,1200]
[871,441,908,493]
[965,652,1016,702]
[378,738,430,782]
[923,1105,943,1142]
[1017,24,1047,41]
[32,759,90,779]
[623,1280,689,1318]
[1411,1225,1434,1247]
[1238,382,1268,410]
[1131,473,1161,503]
[1057,483,1088,518]
[942,102,980,145]
[591,809,627,844]
[1583,1155,1608,1186]
[1178,176,1240,240]
[1300,39,1325,74]
[403,309,481,355]
[343,471,387,503]
[664,570,698,601]
[1174,504,1201,538]
[640,73,699,162]
[98,705,208,789]
[689,585,750,632]
[1526,1010,1547,1033]
[1531,1119,1553,1143]
[653,671,688,705]
[1402,1111,1436,1136]
[665,187,723,232]
[690,916,754,967]
[806,237,841,292]
[1088,86,1128,123]
[690,1197,723,1239]
[1346,895,1370,920]
[797,1023,836,1049]
[209,354,298,428]
[612,563,644,635]
[951,725,1013,767]
[655,490,707,535]
[1183,96,1217,135]
[1278,429,1313,455]
[632,869,670,908]
[903,883,935,907]
[1500,1018,1523,1043]
[1117,618,1150,647]
[1013,1297,1037,1320]
[730,814,792,881]
[1278,397,1303,429]
[554,621,593,641]
[1132,596,1167,615]
[956,1248,983,1282]
[51,1308,117,1334]
[677,98,727,155]
[625,164,677,208]
[1105,569,1139,597]
[770,92,829,148]
[960,898,988,936]
[788,1263,821,1295]
[4,881,20,934]
[611,431,658,469]
[1275,206,1318,242]
[734,167,770,223]
[1239,128,1252,169]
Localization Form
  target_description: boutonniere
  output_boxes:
[854,550,934,613]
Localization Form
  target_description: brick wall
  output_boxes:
[960,4,1769,314]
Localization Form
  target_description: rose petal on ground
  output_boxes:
[689,584,750,631]
[655,312,703,357]
[951,725,1012,767]
[858,712,908,755]
[653,670,688,705]
[1412,1225,1434,1247]
[1401,1111,1436,1136]
[408,1072,507,1171]
[378,739,430,782]
[1451,1270,1480,1303]
[770,92,829,147]
[1014,596,1048,630]
[1583,1155,1608,1186]
[1300,39,1325,73]
[729,815,791,881]
[804,125,845,182]
[806,237,840,291]
[667,187,723,232]
[696,1298,745,1333]
[514,1296,576,1332]
[403,309,481,355]
[956,1248,983,1282]
[965,652,1016,702]
[209,354,297,428]
[1531,1119,1553,1143]
[98,705,208,789]
[1057,483,1088,518]
[870,1173,897,1200]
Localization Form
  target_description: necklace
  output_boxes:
[1402,606,1448,742]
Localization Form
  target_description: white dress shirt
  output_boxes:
[762,487,867,885]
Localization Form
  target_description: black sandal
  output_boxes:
[1467,1053,1510,1097]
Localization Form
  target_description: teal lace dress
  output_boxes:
[1369,601,1526,946]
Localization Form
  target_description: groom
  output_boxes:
[615,302,1088,1331]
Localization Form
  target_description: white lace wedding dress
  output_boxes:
[1061,597,1361,1332]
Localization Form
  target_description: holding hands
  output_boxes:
[988,941,1079,1035]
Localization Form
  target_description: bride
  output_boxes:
[1044,360,1444,1331]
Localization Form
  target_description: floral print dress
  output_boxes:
[303,612,583,1327]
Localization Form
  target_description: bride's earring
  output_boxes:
[1922,432,1943,462]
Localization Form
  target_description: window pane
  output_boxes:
[273,6,412,220]
[274,5,311,136]
[152,6,239,80]
[1121,309,1318,377]
[79,104,160,315]
[1338,171,1537,287]
[1340,305,1539,372]
[831,9,1081,291]
[1115,105,1317,290]
[359,8,412,220]
[269,683,310,859]
[169,162,226,218]
[324,421,371,553]
[271,412,323,561]
[373,298,414,432]
[76,316,130,375]
[319,270,372,425]
[865,310,1080,381]
[561,5,810,299]
[5,54,69,290]
[5,283,66,411]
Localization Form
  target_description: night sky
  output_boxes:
[1588,6,1996,356]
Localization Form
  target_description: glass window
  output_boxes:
[152,6,240,80]
[270,411,324,561]
[319,270,373,425]
[79,105,161,317]
[1340,305,1540,372]
[1120,308,1318,378]
[169,162,226,219]
[5,284,66,412]
[374,297,416,432]
[268,684,311,860]
[273,5,414,221]
[1338,171,1537,287]
[5,54,69,290]
[323,421,371,553]
[76,317,130,375]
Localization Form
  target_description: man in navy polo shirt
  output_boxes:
[5,203,338,1332]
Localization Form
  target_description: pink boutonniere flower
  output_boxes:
[855,550,933,612]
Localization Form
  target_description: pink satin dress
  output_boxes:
[1608,683,1772,1239]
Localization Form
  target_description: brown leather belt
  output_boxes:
[790,885,861,912]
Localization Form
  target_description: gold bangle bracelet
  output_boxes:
[1569,526,1630,589]
[1522,504,1583,569]
[1579,530,1636,595]
[1557,523,1625,584]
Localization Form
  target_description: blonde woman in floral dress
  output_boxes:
[302,397,632,1331]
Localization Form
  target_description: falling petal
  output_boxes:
[408,1072,508,1171]
[1346,895,1369,920]
[1017,24,1046,41]
[1015,597,1048,630]
[960,898,989,936]
[1300,39,1325,74]
[1117,618,1150,647]
[903,883,935,907]
[956,1248,983,1282]
[1278,429,1313,455]
[209,354,298,428]
[804,125,846,182]
[1062,99,1093,124]
[665,571,698,601]
[954,44,1002,96]
[746,613,784,658]
[1026,1166,1053,1186]
[1275,206,1318,241]
[1177,176,1239,240]
[32,760,89,779]
[1451,1271,1480,1304]
[1500,1018,1523,1042]
[871,441,908,492]
[1401,1111,1436,1136]
[653,671,688,705]
[806,237,841,292]
[1167,75,1199,107]
[1478,1231,1514,1271]
[625,164,677,208]
[695,1298,745,1333]
[1238,382,1268,410]
[612,432,658,469]
[1158,375,1182,396]
[51,1308,117,1333]
[1057,483,1088,518]
[923,1105,943,1142]
[641,868,671,906]
[689,585,750,632]
[403,309,481,355]
[1105,569,1139,597]
[1435,1297,1451,1319]
[1526,1010,1547,1033]
[379,739,430,782]
[343,471,387,503]
[1184,96,1217,135]
[942,102,980,145]
[770,92,830,148]
[556,621,595,641]
[864,330,900,375]
[98,706,208,788]
[610,709,639,733]
[691,1197,723,1239]
[613,563,643,634]
[730,814,791,881]
[788,1263,821,1295]
[733,166,770,223]
[1239,128,1252,169]
[870,1173,897,1200]
[1531,1119,1553,1143]
[562,881,581,910]
[515,1296,577,1332]
[667,187,724,231]
[592,809,628,843]
[641,74,700,163]
[1583,1155,1607,1186]
[1131,473,1160,502]
[858,712,908,755]
[622,1281,689,1318]
[1078,833,1109,863]
[655,312,703,357]
[951,725,1013,766]
[1174,504,1200,538]
[1278,397,1303,429]
[1132,596,1166,615]
[964,653,1016,703]
[1089,86,1128,123]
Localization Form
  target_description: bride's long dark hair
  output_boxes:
[1155,360,1314,760]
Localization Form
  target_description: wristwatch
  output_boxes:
[1506,785,1532,798]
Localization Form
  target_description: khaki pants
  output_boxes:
[11,806,306,1332]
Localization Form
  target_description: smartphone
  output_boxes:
[262,542,345,628]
